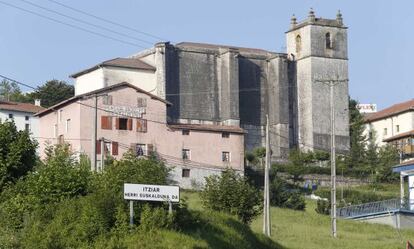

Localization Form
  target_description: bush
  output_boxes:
[140,204,174,230]
[200,169,262,223]
[315,199,330,215]
[284,193,306,210]
[270,176,306,211]
[0,120,38,191]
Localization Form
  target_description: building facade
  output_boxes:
[35,83,245,189]
[0,100,44,138]
[364,99,414,161]
[71,10,350,160]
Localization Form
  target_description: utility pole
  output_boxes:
[100,137,105,171]
[91,95,98,171]
[82,93,107,172]
[263,115,271,237]
[314,77,348,238]
[330,81,337,238]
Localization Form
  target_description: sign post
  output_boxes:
[124,183,180,226]
[129,200,134,226]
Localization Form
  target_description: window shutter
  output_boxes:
[127,119,133,130]
[96,140,101,154]
[147,144,154,155]
[143,119,147,132]
[136,119,142,132]
[101,116,106,129]
[101,116,112,130]
[112,142,118,155]
[115,118,120,130]
[136,119,148,132]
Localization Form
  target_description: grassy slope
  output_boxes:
[183,190,414,249]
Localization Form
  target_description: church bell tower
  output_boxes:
[286,9,350,153]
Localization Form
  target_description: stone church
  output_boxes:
[72,9,350,161]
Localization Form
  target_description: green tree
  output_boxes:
[200,169,262,223]
[0,121,37,191]
[374,145,399,183]
[27,80,74,108]
[0,80,27,102]
[347,98,367,169]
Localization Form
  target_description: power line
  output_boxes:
[18,0,155,46]
[0,1,146,48]
[0,74,37,90]
[46,0,168,42]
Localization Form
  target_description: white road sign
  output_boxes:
[124,183,180,203]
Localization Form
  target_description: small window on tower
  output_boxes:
[295,35,301,53]
[325,32,332,49]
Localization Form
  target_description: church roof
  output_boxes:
[175,42,281,56]
[70,58,155,78]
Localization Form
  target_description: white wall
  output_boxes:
[103,67,156,92]
[364,111,414,146]
[0,110,40,138]
[74,68,105,95]
[74,67,156,96]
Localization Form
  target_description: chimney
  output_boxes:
[35,99,41,107]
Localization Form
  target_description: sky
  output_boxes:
[0,0,412,110]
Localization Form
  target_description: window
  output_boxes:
[222,132,230,138]
[182,149,190,160]
[135,144,147,156]
[8,113,13,119]
[325,33,332,49]
[58,110,63,122]
[295,35,301,53]
[116,118,132,130]
[396,125,400,133]
[137,97,147,107]
[222,152,230,162]
[368,131,373,139]
[65,119,71,133]
[25,123,30,131]
[54,124,58,138]
[112,142,118,156]
[182,129,190,135]
[383,128,388,136]
[101,116,112,130]
[136,119,147,132]
[182,169,190,178]
[58,135,64,145]
[104,141,111,155]
[102,95,112,105]
[25,116,29,121]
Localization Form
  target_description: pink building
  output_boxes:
[35,82,245,188]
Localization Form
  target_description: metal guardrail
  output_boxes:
[337,198,412,219]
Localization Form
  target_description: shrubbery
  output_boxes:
[270,176,306,211]
[200,169,262,223]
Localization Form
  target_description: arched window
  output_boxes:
[295,35,301,53]
[325,33,332,49]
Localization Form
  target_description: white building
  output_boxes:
[364,99,414,161]
[0,100,44,138]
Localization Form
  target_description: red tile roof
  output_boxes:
[35,82,171,117]
[365,99,414,123]
[70,58,155,78]
[168,123,246,134]
[0,101,45,114]
[383,129,414,142]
